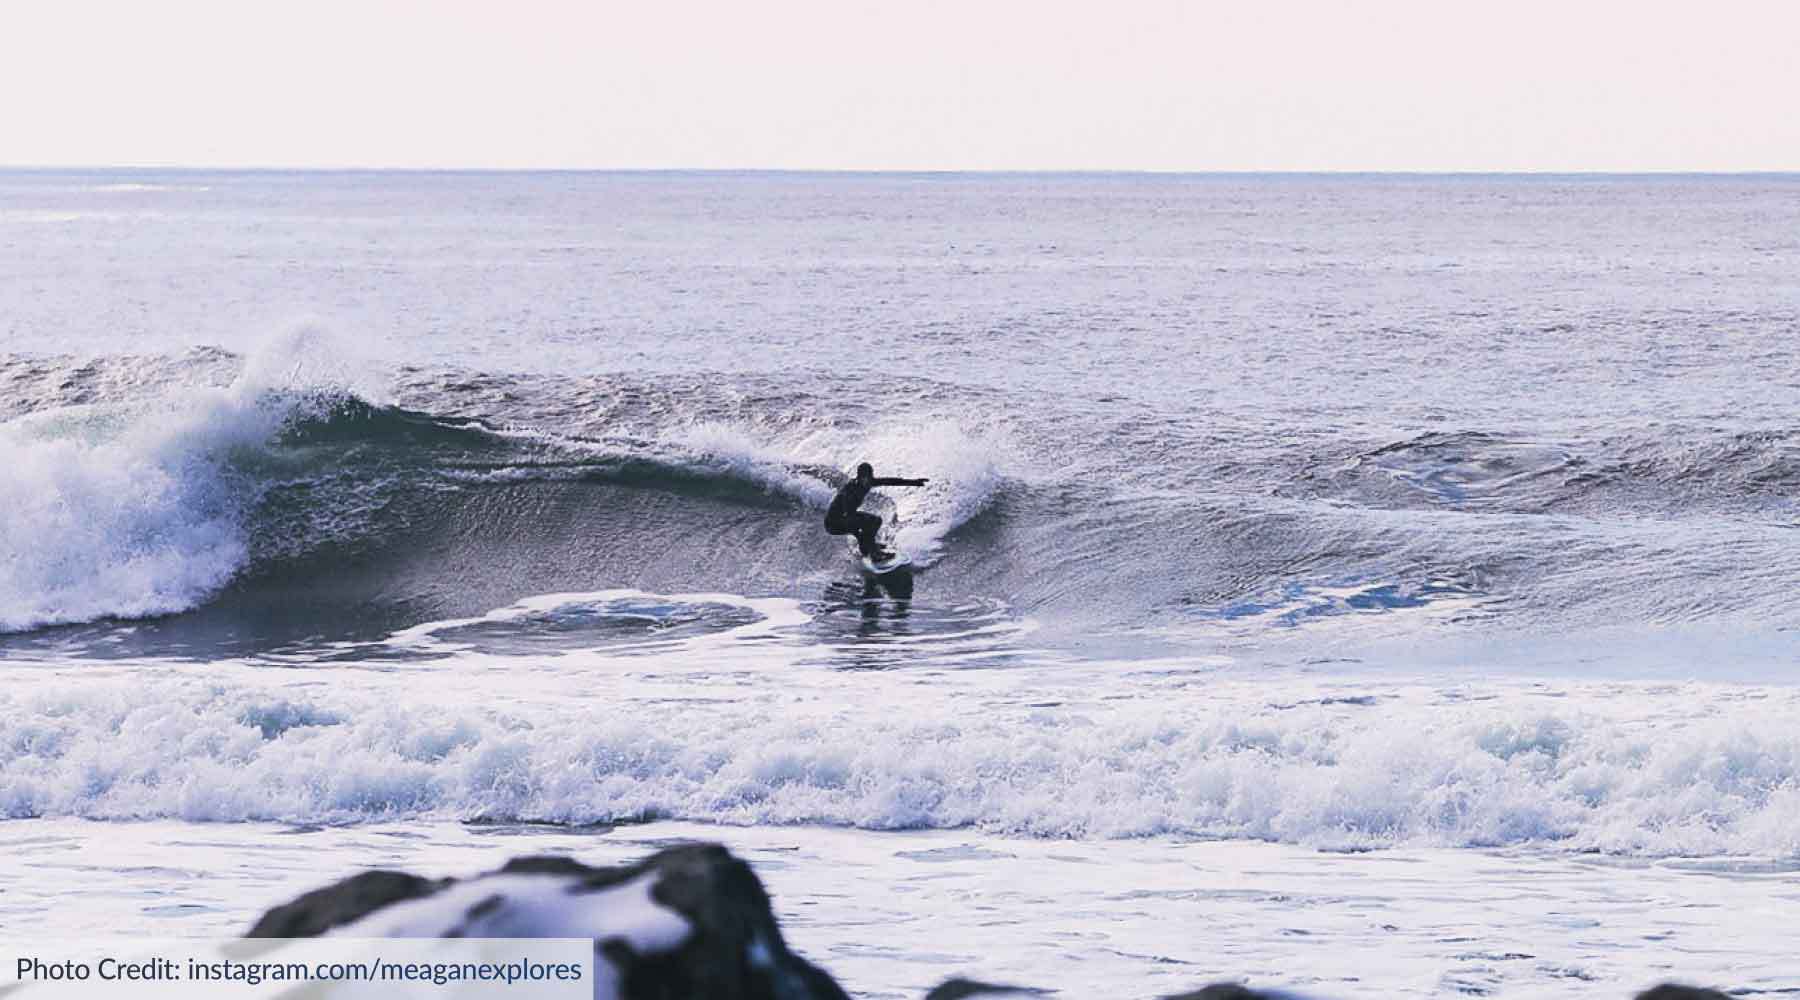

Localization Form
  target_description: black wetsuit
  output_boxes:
[825,477,920,556]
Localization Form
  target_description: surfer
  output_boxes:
[825,462,928,559]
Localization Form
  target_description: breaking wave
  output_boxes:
[7,340,1800,651]
[3,673,1798,858]
[0,342,1010,637]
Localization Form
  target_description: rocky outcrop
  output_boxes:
[249,869,448,937]
[247,841,1739,1000]
[250,843,847,1000]
[923,980,1047,999]
[1633,988,1732,1000]
[1161,987,1300,1000]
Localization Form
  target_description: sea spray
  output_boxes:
[0,325,383,632]
[671,413,1012,564]
[4,666,1799,859]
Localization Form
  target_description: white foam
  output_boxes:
[0,324,383,633]
[339,871,688,1000]
[336,870,690,949]
[855,418,1008,561]
[669,421,838,507]
[4,673,1798,860]
[0,399,258,632]
[88,183,211,193]
[668,413,1010,564]
[385,589,811,650]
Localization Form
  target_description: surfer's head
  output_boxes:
[856,462,874,482]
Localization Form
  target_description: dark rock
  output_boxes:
[247,869,448,937]
[1635,986,1732,1000]
[1163,986,1293,1000]
[247,842,848,1000]
[925,978,1048,999]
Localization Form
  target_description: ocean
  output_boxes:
[2,169,1798,996]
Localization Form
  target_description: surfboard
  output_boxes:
[859,549,913,575]
[848,500,909,575]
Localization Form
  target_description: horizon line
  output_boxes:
[3,164,1799,178]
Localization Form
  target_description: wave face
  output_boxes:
[5,339,1800,655]
[0,344,1017,650]
[0,334,381,633]
[0,400,249,632]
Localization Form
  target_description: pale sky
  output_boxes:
[5,0,1798,171]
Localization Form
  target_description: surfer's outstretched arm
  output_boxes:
[872,477,928,487]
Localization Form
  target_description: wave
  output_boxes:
[0,342,1011,638]
[4,674,1798,858]
[0,335,351,633]
[1332,427,1800,517]
[8,341,1800,647]
[0,340,384,632]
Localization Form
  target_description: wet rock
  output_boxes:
[1163,985,1303,1000]
[1634,987,1732,1000]
[248,842,847,1000]
[248,869,448,937]
[925,979,1048,999]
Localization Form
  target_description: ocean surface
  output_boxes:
[3,169,1799,996]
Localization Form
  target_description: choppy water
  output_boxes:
[3,170,1798,995]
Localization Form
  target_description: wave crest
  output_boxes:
[0,327,391,633]
[5,676,1798,859]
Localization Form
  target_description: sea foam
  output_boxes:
[0,326,381,632]
[3,671,1796,860]
[670,413,1010,564]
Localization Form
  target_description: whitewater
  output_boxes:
[2,169,1799,997]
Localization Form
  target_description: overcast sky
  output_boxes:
[5,0,1797,171]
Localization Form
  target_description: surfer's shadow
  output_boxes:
[806,580,1032,670]
[817,579,916,631]
[807,581,919,656]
